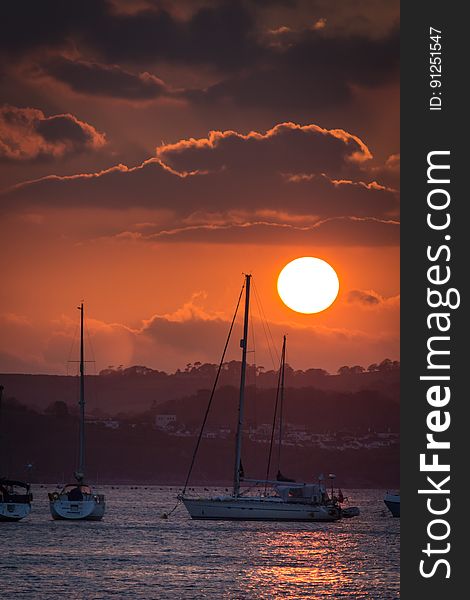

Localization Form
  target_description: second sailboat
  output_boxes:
[48,303,105,521]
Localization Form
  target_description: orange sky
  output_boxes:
[0,0,399,374]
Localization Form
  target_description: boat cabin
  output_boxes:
[0,479,32,504]
[275,483,329,504]
[59,484,93,500]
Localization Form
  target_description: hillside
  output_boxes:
[0,360,399,487]
[0,359,399,416]
[1,402,399,488]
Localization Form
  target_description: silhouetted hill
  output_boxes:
[156,385,399,433]
[0,359,399,416]
[0,360,399,488]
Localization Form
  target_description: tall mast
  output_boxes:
[77,303,85,481]
[276,335,286,472]
[233,274,251,497]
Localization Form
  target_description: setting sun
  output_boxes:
[277,257,340,314]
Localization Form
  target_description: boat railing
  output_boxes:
[242,478,317,488]
[48,491,105,502]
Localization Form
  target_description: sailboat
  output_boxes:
[48,303,105,521]
[0,385,33,522]
[181,274,358,522]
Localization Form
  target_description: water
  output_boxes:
[1,487,399,599]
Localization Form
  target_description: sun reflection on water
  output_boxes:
[2,487,399,599]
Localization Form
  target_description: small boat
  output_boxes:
[384,491,400,517]
[49,483,105,521]
[180,274,359,522]
[0,386,33,522]
[0,478,33,522]
[48,304,105,521]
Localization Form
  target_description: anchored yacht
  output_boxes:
[180,275,359,522]
[48,304,105,521]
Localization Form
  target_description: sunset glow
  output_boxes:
[0,1,400,375]
[0,2,400,597]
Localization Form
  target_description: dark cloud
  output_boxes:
[3,165,398,220]
[36,115,94,144]
[135,217,400,246]
[347,290,382,305]
[90,3,258,69]
[371,153,400,189]
[157,122,372,177]
[280,174,398,217]
[0,1,103,57]
[142,315,228,354]
[0,299,399,375]
[2,122,398,223]
[42,58,171,100]
[1,0,398,129]
[1,1,259,70]
[0,105,106,161]
[186,26,399,111]
[286,0,399,38]
[135,295,398,372]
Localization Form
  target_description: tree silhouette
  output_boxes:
[45,400,69,418]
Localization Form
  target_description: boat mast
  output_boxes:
[233,274,251,497]
[276,335,286,473]
[77,303,85,482]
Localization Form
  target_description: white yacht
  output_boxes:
[180,275,359,522]
[182,480,341,522]
[49,483,105,521]
[48,304,106,521]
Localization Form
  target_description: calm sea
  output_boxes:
[1,486,399,599]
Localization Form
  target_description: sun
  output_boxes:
[277,257,340,314]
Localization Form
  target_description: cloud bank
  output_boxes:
[0,105,106,161]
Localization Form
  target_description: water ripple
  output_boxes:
[1,487,399,599]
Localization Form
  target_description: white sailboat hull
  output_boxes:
[0,501,31,522]
[49,497,105,521]
[183,497,340,522]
